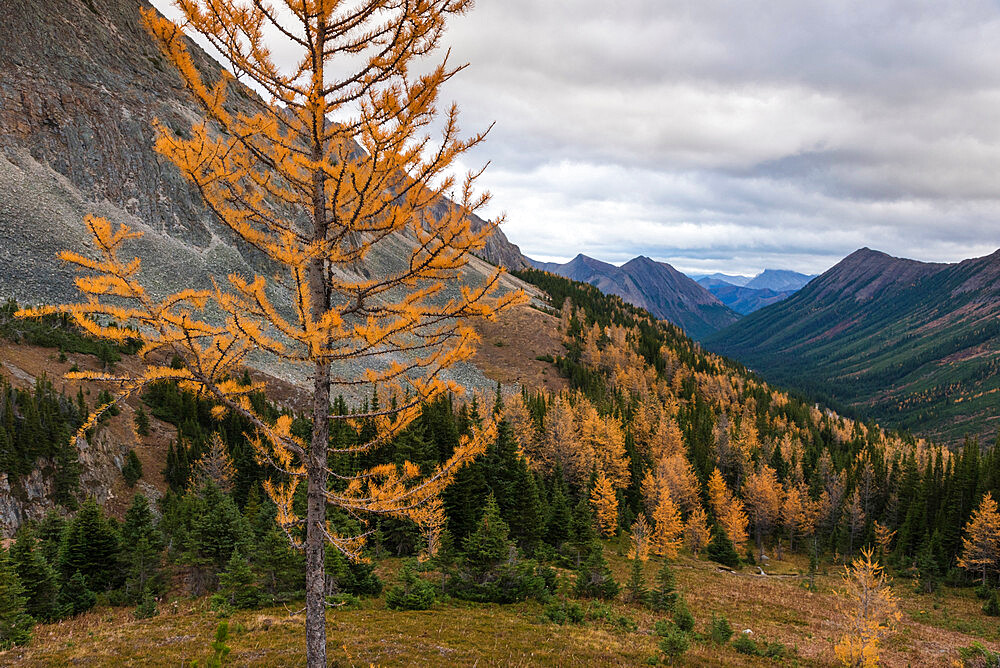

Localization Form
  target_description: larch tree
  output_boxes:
[650,489,684,559]
[590,470,619,537]
[683,504,711,557]
[834,547,901,668]
[743,464,782,561]
[707,468,749,551]
[957,492,1000,584]
[20,1,521,665]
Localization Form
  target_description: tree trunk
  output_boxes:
[305,48,330,664]
[305,359,330,668]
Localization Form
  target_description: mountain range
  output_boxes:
[692,270,815,315]
[530,254,740,339]
[705,247,1000,444]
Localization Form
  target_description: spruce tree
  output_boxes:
[624,557,648,605]
[35,510,65,566]
[58,497,120,592]
[213,549,266,611]
[706,529,741,569]
[567,498,598,566]
[574,539,619,600]
[0,548,33,649]
[10,527,60,622]
[649,560,679,612]
[454,495,545,603]
[58,570,96,616]
[545,472,572,548]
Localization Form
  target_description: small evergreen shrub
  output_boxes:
[982,591,1000,617]
[732,634,758,655]
[975,583,992,600]
[134,587,158,620]
[710,613,733,644]
[657,624,689,662]
[673,597,694,632]
[544,599,584,625]
[385,561,436,611]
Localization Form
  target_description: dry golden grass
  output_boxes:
[4,544,998,667]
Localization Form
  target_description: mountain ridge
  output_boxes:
[705,246,1000,443]
[528,253,739,338]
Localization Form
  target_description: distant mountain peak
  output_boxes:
[526,253,739,338]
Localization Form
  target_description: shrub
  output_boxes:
[975,583,992,600]
[983,591,1000,617]
[326,593,362,610]
[613,614,637,633]
[959,641,1000,668]
[673,597,694,632]
[134,587,158,620]
[657,625,689,662]
[385,561,436,611]
[710,613,733,644]
[732,634,758,655]
[544,599,584,625]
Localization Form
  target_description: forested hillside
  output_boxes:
[705,247,1000,445]
[3,268,1000,664]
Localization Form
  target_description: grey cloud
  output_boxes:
[150,0,1000,275]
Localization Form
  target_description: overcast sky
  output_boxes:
[151,0,1000,276]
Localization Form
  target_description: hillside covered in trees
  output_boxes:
[3,267,1000,664]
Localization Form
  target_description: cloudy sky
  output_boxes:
[151,0,1000,276]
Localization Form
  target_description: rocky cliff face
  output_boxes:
[0,0,534,531]
[0,0,527,310]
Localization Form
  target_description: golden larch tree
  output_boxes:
[20,1,522,664]
[873,521,896,560]
[684,504,711,557]
[707,467,749,551]
[834,547,901,668]
[590,470,619,537]
[743,464,782,561]
[650,489,684,559]
[957,492,1000,584]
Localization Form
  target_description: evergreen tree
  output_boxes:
[134,405,150,436]
[178,481,252,592]
[121,493,164,553]
[574,539,619,600]
[325,549,381,598]
[706,529,741,569]
[0,547,34,649]
[453,495,546,603]
[213,549,266,610]
[257,529,306,601]
[58,570,96,616]
[545,472,572,548]
[35,510,66,566]
[122,450,143,487]
[58,497,120,592]
[10,527,60,622]
[649,560,679,612]
[567,498,598,566]
[624,557,648,605]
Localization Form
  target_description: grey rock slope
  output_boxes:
[0,0,528,309]
[530,254,739,338]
